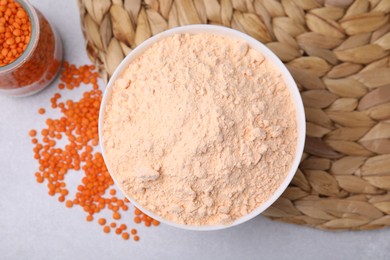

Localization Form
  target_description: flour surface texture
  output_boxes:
[102,33,297,225]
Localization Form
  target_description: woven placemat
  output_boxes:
[77,0,390,231]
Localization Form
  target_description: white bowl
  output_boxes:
[99,25,306,231]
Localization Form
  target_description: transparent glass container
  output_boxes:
[0,0,63,97]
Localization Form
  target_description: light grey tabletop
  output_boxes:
[0,1,389,259]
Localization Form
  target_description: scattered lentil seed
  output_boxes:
[122,232,130,240]
[113,212,121,220]
[29,129,37,137]
[119,224,127,230]
[103,226,110,234]
[65,200,73,208]
[134,217,141,224]
[98,218,106,226]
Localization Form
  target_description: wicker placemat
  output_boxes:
[77,0,390,230]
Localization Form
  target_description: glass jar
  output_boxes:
[0,0,63,97]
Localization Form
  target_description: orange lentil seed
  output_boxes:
[134,208,142,215]
[65,200,73,208]
[122,232,130,240]
[29,129,37,137]
[103,226,110,233]
[119,224,127,230]
[113,212,120,220]
[98,218,106,226]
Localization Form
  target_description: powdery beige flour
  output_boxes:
[102,33,297,226]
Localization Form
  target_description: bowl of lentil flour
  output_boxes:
[99,25,305,230]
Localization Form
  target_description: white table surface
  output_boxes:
[1,1,389,259]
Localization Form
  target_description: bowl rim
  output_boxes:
[98,24,306,231]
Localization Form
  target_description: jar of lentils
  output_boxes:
[0,0,63,96]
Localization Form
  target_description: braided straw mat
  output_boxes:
[77,0,390,231]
